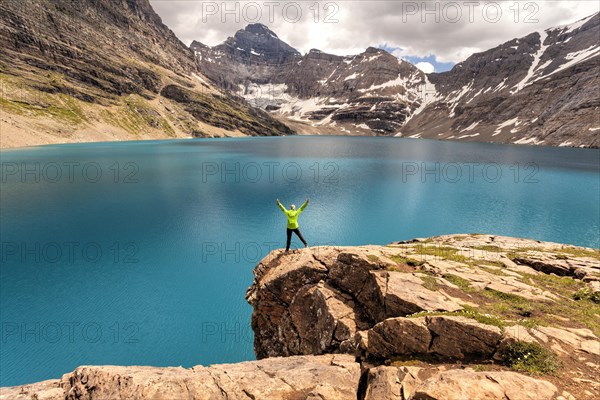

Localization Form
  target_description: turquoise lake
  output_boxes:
[1,136,599,386]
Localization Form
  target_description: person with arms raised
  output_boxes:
[276,198,309,252]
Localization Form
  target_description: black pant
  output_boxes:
[286,228,307,251]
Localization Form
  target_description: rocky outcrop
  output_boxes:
[0,354,360,400]
[247,235,600,399]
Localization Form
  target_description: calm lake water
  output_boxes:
[1,137,599,386]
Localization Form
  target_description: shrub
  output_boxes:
[501,342,560,375]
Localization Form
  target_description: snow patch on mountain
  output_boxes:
[458,133,480,139]
[514,136,544,145]
[460,122,480,132]
[493,118,520,136]
[511,30,550,93]
[537,45,600,81]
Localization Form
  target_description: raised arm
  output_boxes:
[299,198,309,211]
[276,199,287,212]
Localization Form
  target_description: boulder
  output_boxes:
[365,316,504,362]
[328,252,387,322]
[427,316,503,360]
[412,369,558,400]
[362,365,421,400]
[289,282,359,354]
[367,317,431,359]
[384,272,463,316]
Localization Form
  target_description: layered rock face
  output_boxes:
[193,14,599,146]
[0,0,292,148]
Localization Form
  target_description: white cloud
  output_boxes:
[415,62,435,74]
[150,1,599,63]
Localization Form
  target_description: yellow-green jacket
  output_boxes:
[278,200,308,229]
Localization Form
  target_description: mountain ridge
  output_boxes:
[192,13,600,147]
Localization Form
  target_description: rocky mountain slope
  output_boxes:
[405,13,600,147]
[193,14,599,147]
[0,0,292,148]
[192,24,430,136]
[3,234,599,399]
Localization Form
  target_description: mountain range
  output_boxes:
[192,14,600,147]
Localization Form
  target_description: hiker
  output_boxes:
[276,198,309,252]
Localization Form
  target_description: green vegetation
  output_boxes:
[501,342,560,375]
[389,254,424,268]
[573,287,600,304]
[419,275,439,291]
[414,245,470,263]
[408,307,505,328]
[556,247,600,261]
[472,364,493,372]
[479,265,509,276]
[473,245,502,253]
[442,273,474,291]
[482,289,533,318]
[101,95,175,136]
[367,255,380,263]
[483,289,528,304]
[503,246,600,262]
[0,94,87,125]
[524,273,582,297]
[520,274,600,336]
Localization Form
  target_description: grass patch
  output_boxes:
[367,254,380,263]
[441,273,474,291]
[0,94,86,124]
[473,245,502,253]
[556,247,600,261]
[501,342,560,375]
[408,307,506,328]
[389,255,424,268]
[518,317,546,330]
[479,265,509,276]
[102,95,175,136]
[525,273,583,297]
[472,364,494,372]
[521,274,600,336]
[482,289,533,317]
[414,245,470,263]
[419,275,439,291]
[483,289,528,305]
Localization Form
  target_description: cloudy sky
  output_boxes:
[150,1,599,72]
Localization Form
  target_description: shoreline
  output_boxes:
[2,134,600,151]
